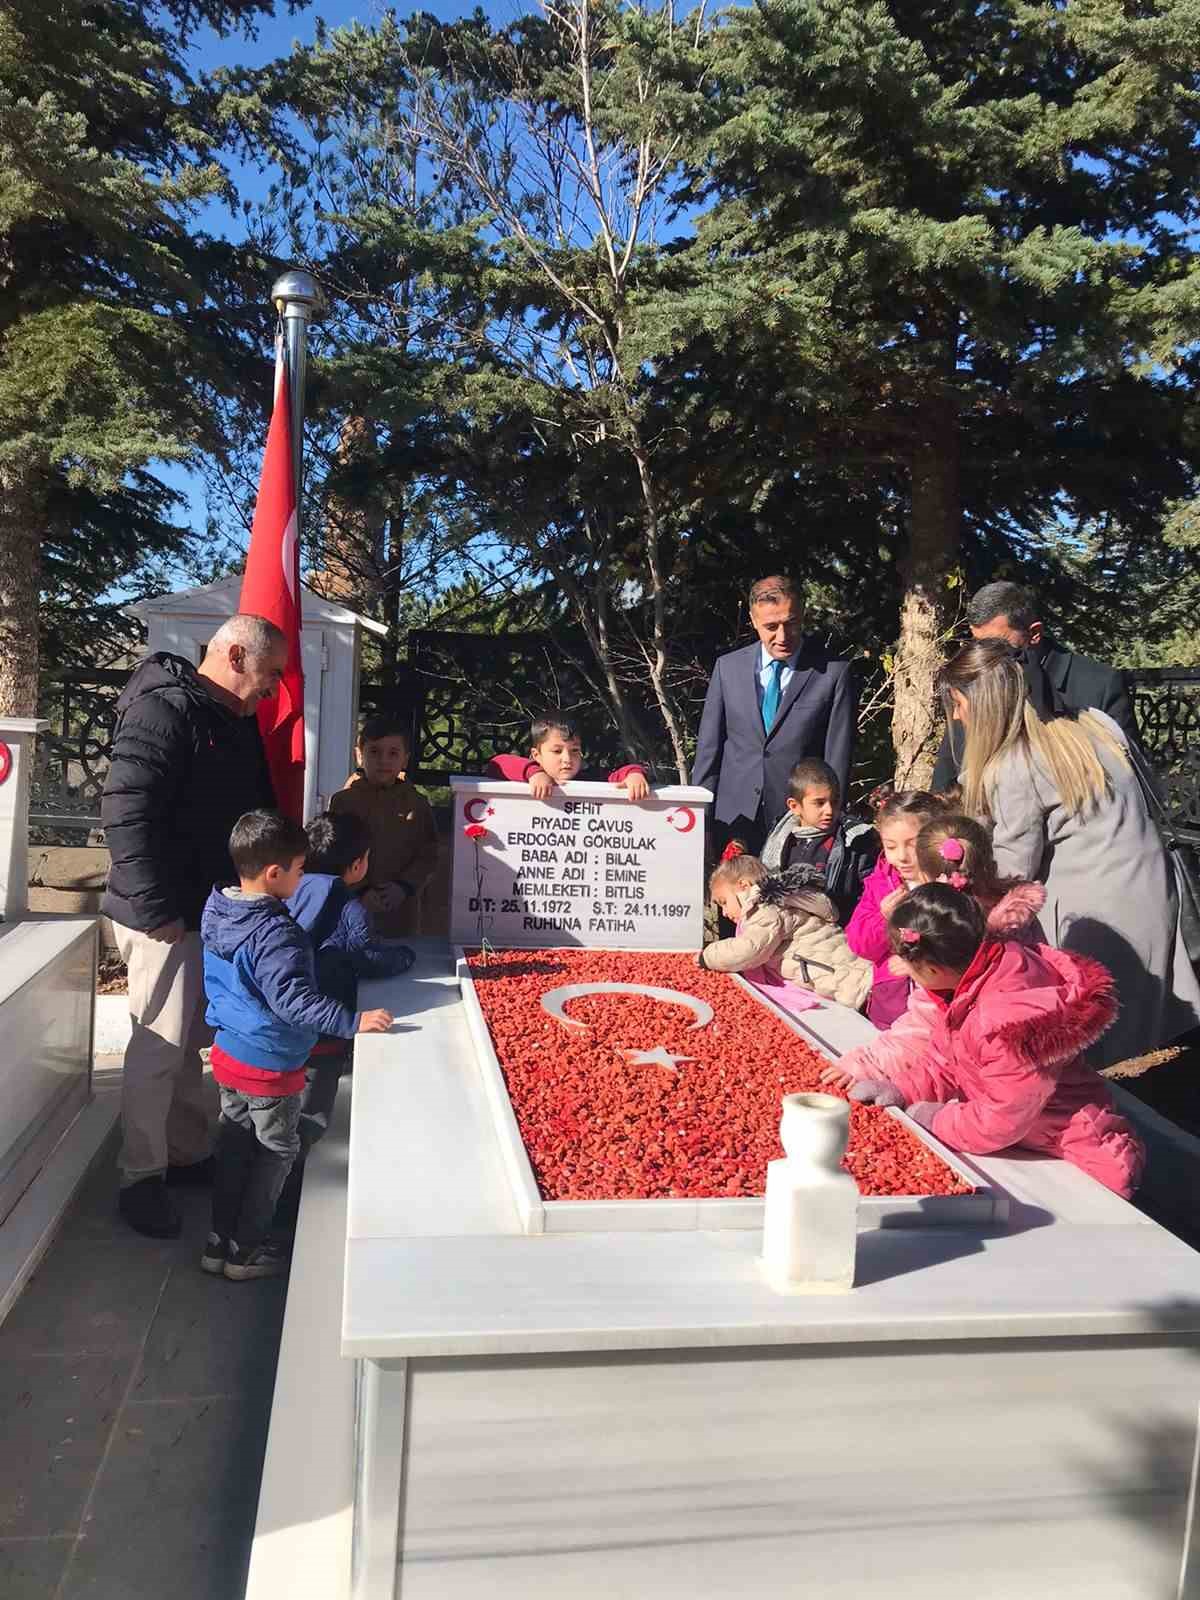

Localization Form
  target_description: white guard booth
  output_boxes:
[248,778,1200,1600]
[125,576,388,820]
[0,717,97,1322]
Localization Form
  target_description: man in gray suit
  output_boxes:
[692,575,857,854]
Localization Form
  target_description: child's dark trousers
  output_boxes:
[211,1086,302,1249]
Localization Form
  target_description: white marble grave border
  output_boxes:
[454,948,1003,1233]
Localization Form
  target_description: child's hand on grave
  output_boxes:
[849,1078,904,1107]
[818,1062,854,1090]
[357,1008,394,1034]
[622,770,650,802]
[529,770,556,800]
[879,886,908,920]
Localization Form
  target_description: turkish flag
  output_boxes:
[239,338,305,820]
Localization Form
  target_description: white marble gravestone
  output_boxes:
[0,716,97,1260]
[449,778,712,950]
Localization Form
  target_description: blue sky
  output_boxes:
[162,0,517,546]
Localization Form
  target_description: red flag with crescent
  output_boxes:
[239,338,305,821]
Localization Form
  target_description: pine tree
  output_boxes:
[274,0,1200,783]
[0,0,297,712]
[278,4,712,774]
[657,0,1200,779]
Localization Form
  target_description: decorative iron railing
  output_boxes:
[29,670,127,841]
[359,629,624,786]
[30,656,1200,842]
[1129,669,1200,843]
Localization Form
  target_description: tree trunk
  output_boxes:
[892,427,959,788]
[0,464,41,717]
[546,542,651,762]
[581,512,655,760]
[631,445,690,782]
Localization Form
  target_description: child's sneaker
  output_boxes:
[200,1233,229,1275]
[223,1239,289,1281]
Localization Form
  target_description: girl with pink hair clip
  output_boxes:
[916,813,1048,942]
[827,884,1144,1198]
[824,818,1050,1100]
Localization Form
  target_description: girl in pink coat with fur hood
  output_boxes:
[828,882,1144,1199]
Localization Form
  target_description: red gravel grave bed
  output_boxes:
[465,947,973,1203]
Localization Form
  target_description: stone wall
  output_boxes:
[27,847,117,950]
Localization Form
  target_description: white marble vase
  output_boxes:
[761,1092,858,1292]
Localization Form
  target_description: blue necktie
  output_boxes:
[762,659,784,732]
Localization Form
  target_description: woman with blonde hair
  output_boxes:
[938,639,1200,1068]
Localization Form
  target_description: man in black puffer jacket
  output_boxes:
[101,614,287,1238]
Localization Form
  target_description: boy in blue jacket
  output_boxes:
[271,812,417,1231]
[277,812,415,1190]
[201,810,392,1280]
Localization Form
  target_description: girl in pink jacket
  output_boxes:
[836,883,1144,1198]
[824,811,1053,1081]
[845,790,946,1029]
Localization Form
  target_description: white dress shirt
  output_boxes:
[757,643,800,708]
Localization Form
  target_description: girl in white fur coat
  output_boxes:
[702,855,873,1013]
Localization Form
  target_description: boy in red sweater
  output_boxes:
[486,711,650,800]
[200,811,392,1279]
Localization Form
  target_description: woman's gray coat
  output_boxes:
[987,712,1200,1068]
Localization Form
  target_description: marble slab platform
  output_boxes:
[0,918,95,1228]
[345,943,1200,1362]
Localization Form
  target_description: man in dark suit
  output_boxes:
[692,575,857,853]
[931,579,1139,790]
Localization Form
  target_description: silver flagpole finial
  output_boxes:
[269,269,325,524]
[271,269,325,321]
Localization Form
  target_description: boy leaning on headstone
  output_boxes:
[487,711,649,799]
[287,808,416,1135]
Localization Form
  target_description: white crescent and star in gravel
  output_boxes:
[539,982,713,1073]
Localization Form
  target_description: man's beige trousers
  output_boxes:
[113,926,214,1184]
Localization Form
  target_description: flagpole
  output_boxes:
[270,269,325,527]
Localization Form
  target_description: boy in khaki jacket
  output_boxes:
[330,715,438,936]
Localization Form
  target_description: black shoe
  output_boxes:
[165,1155,216,1188]
[223,1239,289,1281]
[118,1176,182,1239]
[200,1233,229,1275]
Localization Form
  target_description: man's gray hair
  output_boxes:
[208,613,287,658]
[749,574,800,610]
[966,581,1038,634]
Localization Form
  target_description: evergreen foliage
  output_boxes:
[269,0,1200,779]
[651,0,1200,773]
[0,0,302,708]
[6,0,1199,772]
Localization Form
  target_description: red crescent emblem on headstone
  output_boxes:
[0,743,11,786]
[665,806,696,833]
[464,796,491,823]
